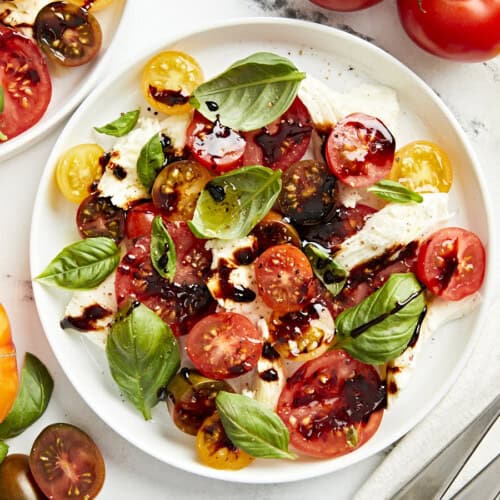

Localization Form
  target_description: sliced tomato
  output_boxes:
[325,113,395,187]
[0,27,52,141]
[186,112,246,173]
[242,97,313,171]
[0,304,18,423]
[251,210,301,252]
[417,227,486,301]
[125,201,158,240]
[255,244,314,314]
[277,350,385,458]
[186,312,263,380]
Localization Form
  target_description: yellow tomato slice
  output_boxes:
[196,413,254,470]
[389,140,453,193]
[55,144,105,204]
[0,304,19,423]
[67,0,115,11]
[142,50,203,115]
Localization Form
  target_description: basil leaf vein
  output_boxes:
[189,165,281,240]
[35,237,120,290]
[106,302,180,420]
[304,243,347,296]
[368,180,423,204]
[191,52,305,131]
[216,391,296,460]
[150,216,176,281]
[0,442,7,464]
[335,273,426,364]
[0,353,53,439]
[136,133,165,191]
[94,109,140,137]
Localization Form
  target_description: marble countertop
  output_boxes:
[1,1,499,498]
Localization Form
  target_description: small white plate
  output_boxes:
[0,0,130,162]
[30,18,494,483]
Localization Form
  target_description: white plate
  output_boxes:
[30,18,494,483]
[0,0,130,162]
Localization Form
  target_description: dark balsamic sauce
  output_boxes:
[206,181,226,202]
[262,342,280,361]
[214,261,256,303]
[408,306,427,348]
[60,304,112,331]
[206,101,219,111]
[99,152,111,170]
[259,368,279,382]
[112,164,127,180]
[149,85,189,106]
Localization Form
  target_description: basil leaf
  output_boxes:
[216,391,296,460]
[368,180,423,204]
[191,52,306,131]
[0,442,7,464]
[304,243,347,296]
[0,86,4,113]
[35,237,120,290]
[190,165,281,240]
[106,302,180,420]
[150,216,176,281]
[94,109,140,137]
[0,353,53,439]
[137,133,165,191]
[335,273,426,364]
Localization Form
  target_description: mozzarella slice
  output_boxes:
[0,0,49,35]
[160,113,192,152]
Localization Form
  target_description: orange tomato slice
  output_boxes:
[0,304,19,423]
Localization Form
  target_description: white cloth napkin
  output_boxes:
[354,297,500,500]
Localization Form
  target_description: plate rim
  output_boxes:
[30,16,495,484]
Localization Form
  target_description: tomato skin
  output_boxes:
[309,0,382,11]
[417,227,486,301]
[0,304,18,424]
[125,201,158,240]
[0,454,45,500]
[397,0,500,62]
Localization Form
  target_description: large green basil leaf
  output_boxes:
[335,273,426,364]
[0,353,53,439]
[189,165,281,240]
[368,180,423,204]
[94,109,140,136]
[35,237,120,290]
[106,302,180,420]
[216,391,296,460]
[0,442,7,464]
[137,133,165,191]
[190,52,305,131]
[150,216,176,281]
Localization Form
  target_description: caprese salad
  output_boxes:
[35,49,486,470]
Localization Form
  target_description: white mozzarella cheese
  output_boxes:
[160,113,192,151]
[0,0,49,35]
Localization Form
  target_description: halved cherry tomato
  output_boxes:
[277,350,385,458]
[0,454,45,500]
[417,227,486,301]
[142,50,203,115]
[196,413,254,470]
[251,211,301,251]
[68,0,115,11]
[29,423,105,499]
[389,140,453,193]
[34,2,102,67]
[0,27,52,141]
[186,112,246,172]
[186,312,263,380]
[309,0,382,11]
[0,304,18,424]
[242,97,313,171]
[152,160,212,220]
[56,144,105,204]
[325,113,395,188]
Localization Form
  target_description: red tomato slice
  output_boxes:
[186,312,263,380]
[125,201,158,240]
[277,350,385,458]
[242,97,313,171]
[186,111,246,173]
[325,113,395,188]
[0,27,52,141]
[255,244,314,314]
[417,227,486,301]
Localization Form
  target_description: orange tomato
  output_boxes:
[0,304,19,423]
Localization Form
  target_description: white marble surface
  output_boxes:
[1,1,499,499]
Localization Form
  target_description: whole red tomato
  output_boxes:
[397,0,500,62]
[309,0,382,11]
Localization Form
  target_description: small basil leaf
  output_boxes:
[345,425,358,448]
[368,180,423,204]
[35,237,120,290]
[304,243,347,296]
[106,302,180,420]
[216,391,296,460]
[0,86,4,113]
[150,216,176,281]
[335,273,426,364]
[137,133,165,191]
[0,442,7,464]
[0,353,53,439]
[190,165,281,240]
[191,52,306,131]
[94,109,140,137]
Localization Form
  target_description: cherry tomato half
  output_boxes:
[0,27,52,141]
[325,113,395,188]
[186,312,263,380]
[0,304,18,424]
[309,0,382,11]
[29,423,105,499]
[0,454,45,500]
[397,0,500,62]
[417,227,486,301]
[251,210,302,251]
[277,350,385,458]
